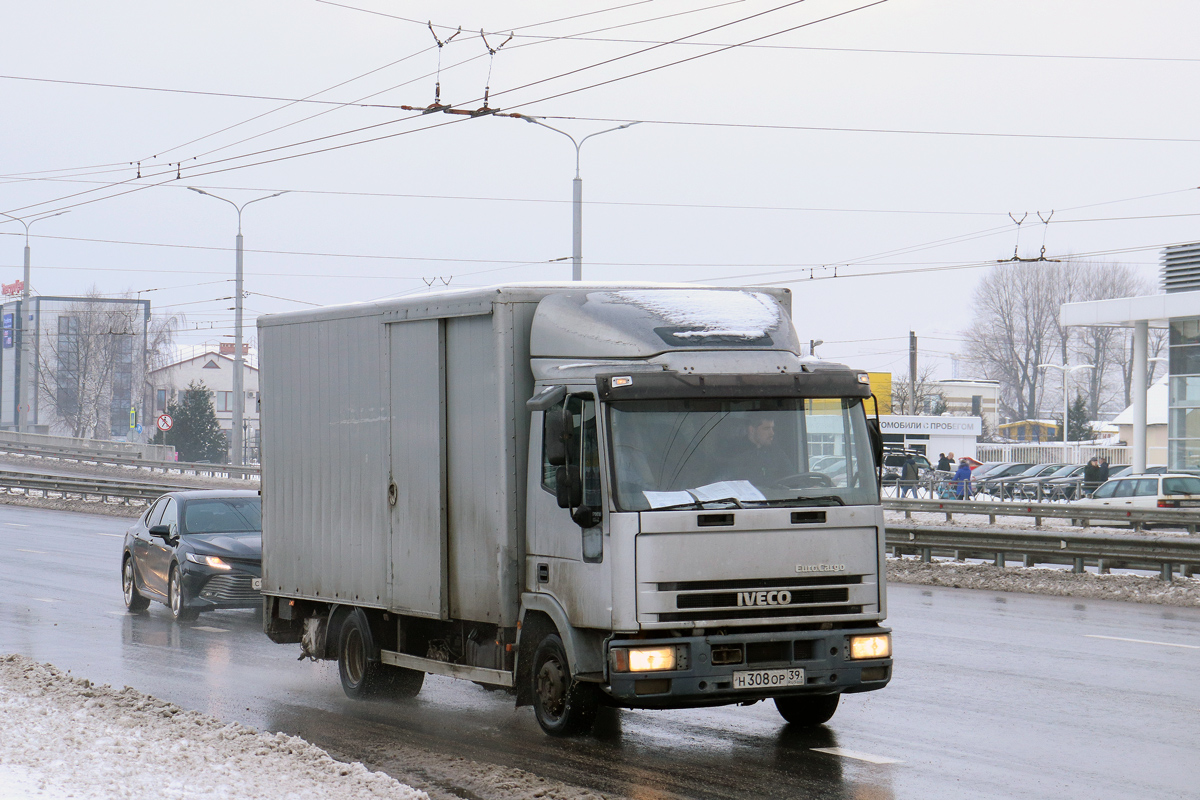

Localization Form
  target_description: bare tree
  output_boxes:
[891,365,945,415]
[1068,262,1151,417]
[964,263,1062,421]
[36,290,145,439]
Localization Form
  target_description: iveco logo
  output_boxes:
[795,564,846,573]
[737,590,792,607]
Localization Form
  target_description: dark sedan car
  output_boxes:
[121,490,262,621]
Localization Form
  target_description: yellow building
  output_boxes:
[866,373,893,415]
[998,419,1060,442]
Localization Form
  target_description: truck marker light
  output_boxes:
[856,373,871,384]
[611,376,634,387]
[849,634,891,660]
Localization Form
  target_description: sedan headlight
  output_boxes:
[848,634,891,660]
[610,645,687,673]
[186,553,232,570]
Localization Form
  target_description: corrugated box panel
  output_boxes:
[260,313,389,605]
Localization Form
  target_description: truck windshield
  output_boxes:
[608,397,878,511]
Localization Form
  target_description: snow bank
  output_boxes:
[0,654,427,800]
[888,558,1200,606]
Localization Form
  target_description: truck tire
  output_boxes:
[774,693,839,726]
[338,610,384,698]
[531,633,599,736]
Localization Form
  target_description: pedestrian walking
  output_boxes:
[936,452,951,471]
[953,458,972,499]
[1082,457,1102,496]
[900,455,920,497]
[1098,457,1110,483]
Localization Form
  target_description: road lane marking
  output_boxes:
[811,747,903,764]
[192,626,228,633]
[1084,635,1200,650]
[16,549,46,554]
[30,598,59,604]
[95,533,123,538]
[5,522,29,527]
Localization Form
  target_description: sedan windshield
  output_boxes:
[181,498,262,534]
[608,397,878,511]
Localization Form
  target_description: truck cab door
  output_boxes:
[527,393,610,630]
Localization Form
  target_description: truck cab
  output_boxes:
[517,289,892,734]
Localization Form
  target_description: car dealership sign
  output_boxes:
[879,415,982,436]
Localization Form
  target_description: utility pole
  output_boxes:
[187,188,287,467]
[515,116,640,281]
[909,331,918,415]
[1,210,68,434]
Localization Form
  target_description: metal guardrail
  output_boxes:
[0,441,258,480]
[887,523,1200,581]
[884,497,1200,533]
[0,470,199,505]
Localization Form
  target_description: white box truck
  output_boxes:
[259,284,892,735]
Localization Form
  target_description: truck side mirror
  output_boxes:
[866,418,883,469]
[545,409,568,467]
[555,466,583,509]
[572,506,602,530]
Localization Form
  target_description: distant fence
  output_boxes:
[976,444,1131,466]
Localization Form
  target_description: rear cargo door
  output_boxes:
[386,319,448,619]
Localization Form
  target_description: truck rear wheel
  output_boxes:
[531,633,598,736]
[774,693,839,726]
[338,609,424,699]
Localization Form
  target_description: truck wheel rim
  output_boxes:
[536,658,567,719]
[345,629,365,686]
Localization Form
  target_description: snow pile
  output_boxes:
[888,557,1200,606]
[0,654,427,800]
[605,290,781,339]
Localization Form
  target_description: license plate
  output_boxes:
[251,578,262,590]
[1179,500,1200,507]
[732,668,805,689]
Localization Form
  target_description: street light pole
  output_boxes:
[518,117,640,281]
[1,210,69,434]
[1038,363,1094,461]
[187,188,286,467]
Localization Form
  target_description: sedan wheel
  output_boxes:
[169,565,199,621]
[122,556,150,612]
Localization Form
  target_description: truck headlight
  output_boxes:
[610,645,685,673]
[848,634,891,660]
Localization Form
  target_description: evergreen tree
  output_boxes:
[1067,392,1094,442]
[151,380,228,463]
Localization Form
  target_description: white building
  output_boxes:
[149,351,259,461]
[879,415,982,459]
[935,379,1000,431]
[1110,376,1168,466]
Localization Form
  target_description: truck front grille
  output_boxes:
[640,573,872,624]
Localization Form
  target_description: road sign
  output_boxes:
[135,423,143,434]
[156,414,173,432]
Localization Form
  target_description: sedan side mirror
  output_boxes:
[148,524,172,540]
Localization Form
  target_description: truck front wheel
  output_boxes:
[774,693,840,726]
[531,633,599,736]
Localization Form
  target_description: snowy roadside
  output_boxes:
[887,557,1200,606]
[0,654,428,800]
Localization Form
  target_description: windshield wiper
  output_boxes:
[747,495,846,507]
[650,496,744,511]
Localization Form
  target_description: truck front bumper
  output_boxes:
[603,626,892,709]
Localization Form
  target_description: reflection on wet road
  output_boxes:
[1,504,1197,799]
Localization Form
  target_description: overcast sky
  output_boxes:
[2,0,1198,377]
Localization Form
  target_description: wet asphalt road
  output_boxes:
[1,504,1198,800]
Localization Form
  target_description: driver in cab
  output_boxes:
[725,416,795,486]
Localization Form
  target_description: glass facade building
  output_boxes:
[1169,317,1200,471]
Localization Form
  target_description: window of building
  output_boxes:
[156,389,167,411]
[971,395,982,416]
[215,391,233,412]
